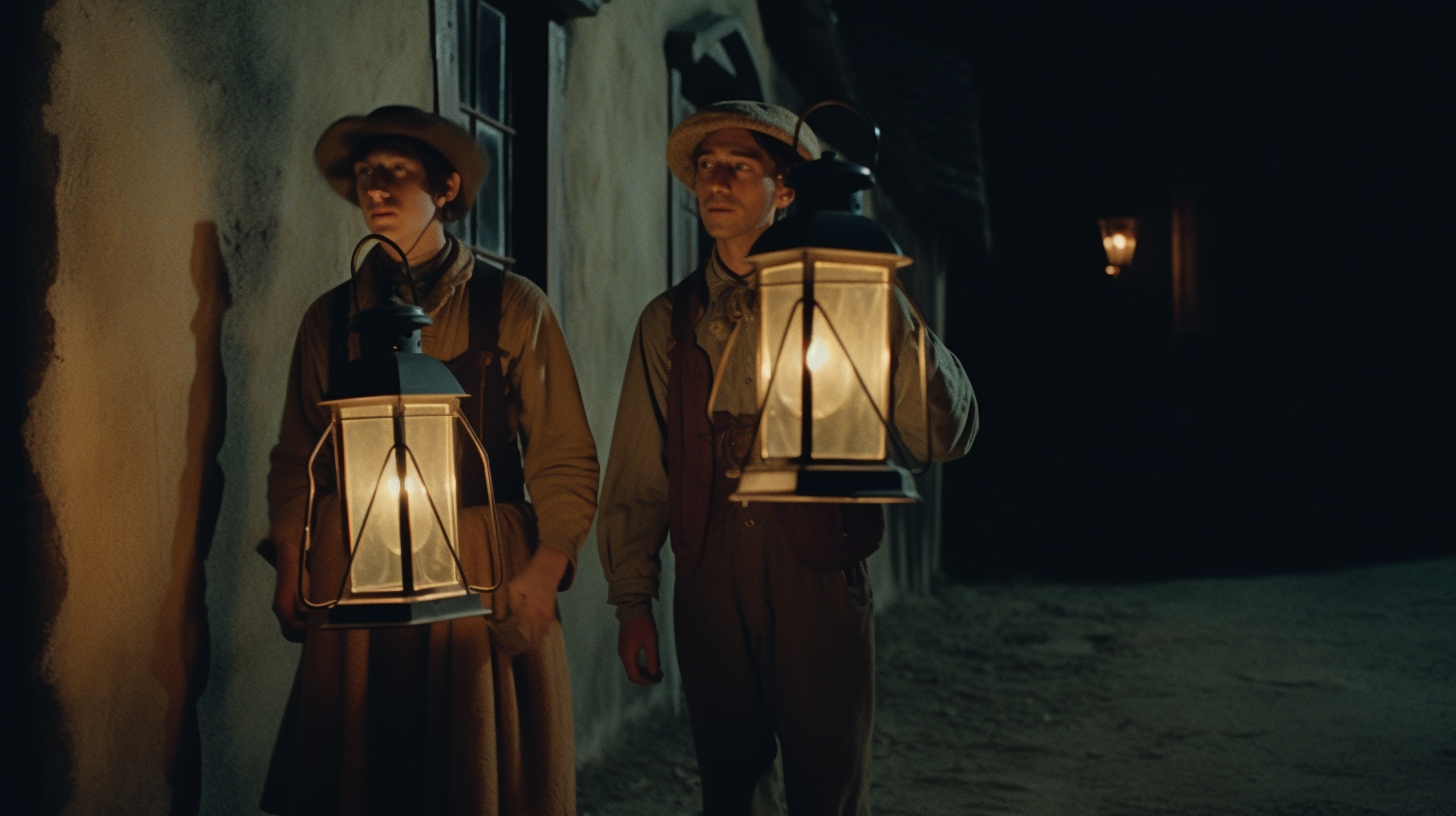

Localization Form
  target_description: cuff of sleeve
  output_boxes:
[606,576,659,607]
[613,598,654,622]
[538,536,580,592]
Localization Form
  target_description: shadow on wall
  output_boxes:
[149,221,231,816]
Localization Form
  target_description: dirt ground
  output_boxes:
[577,557,1456,815]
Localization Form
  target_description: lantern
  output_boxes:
[298,234,503,627]
[1099,217,1139,276]
[729,102,927,504]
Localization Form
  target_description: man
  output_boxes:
[598,100,977,815]
[263,105,598,815]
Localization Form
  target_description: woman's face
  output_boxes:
[353,147,449,253]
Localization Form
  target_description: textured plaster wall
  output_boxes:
[554,0,781,763]
[35,4,216,811]
[34,0,432,813]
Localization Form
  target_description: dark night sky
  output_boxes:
[934,3,1452,579]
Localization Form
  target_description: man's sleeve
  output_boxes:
[889,286,979,463]
[597,296,674,621]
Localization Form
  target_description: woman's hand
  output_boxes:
[272,544,308,643]
[506,548,569,643]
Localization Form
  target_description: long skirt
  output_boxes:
[260,499,575,816]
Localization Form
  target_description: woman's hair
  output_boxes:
[348,134,468,223]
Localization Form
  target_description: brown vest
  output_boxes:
[666,264,883,576]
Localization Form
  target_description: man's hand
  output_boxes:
[506,548,569,643]
[272,553,308,643]
[617,615,663,685]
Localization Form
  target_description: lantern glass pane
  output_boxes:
[401,406,460,590]
[758,261,890,461]
[337,400,461,594]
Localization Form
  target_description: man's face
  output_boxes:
[353,147,446,247]
[692,128,794,242]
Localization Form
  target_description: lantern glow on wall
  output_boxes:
[299,234,502,628]
[1099,217,1139,276]
[728,101,927,504]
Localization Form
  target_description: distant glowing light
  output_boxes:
[1099,217,1139,271]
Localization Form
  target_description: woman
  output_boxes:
[261,105,598,815]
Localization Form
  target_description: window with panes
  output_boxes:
[439,0,513,266]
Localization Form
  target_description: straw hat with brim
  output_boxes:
[314,105,488,211]
[667,100,821,188]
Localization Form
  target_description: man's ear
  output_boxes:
[775,177,795,209]
[438,171,462,206]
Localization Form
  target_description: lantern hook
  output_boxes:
[349,233,423,314]
[792,100,882,173]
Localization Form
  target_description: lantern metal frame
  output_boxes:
[295,234,505,628]
[720,100,934,504]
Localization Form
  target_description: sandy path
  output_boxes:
[578,558,1455,815]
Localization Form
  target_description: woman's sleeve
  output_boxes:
[500,276,601,591]
[266,294,336,558]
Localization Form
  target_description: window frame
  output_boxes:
[433,0,553,295]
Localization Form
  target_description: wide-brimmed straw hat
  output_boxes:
[666,100,820,188]
[314,105,488,210]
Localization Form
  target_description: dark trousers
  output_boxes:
[674,498,875,816]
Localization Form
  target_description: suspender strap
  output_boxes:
[326,280,353,396]
[457,261,527,504]
[666,264,714,577]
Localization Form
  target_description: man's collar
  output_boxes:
[706,245,754,302]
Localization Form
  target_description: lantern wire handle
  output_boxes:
[350,233,422,313]
[299,424,336,609]
[454,414,507,595]
[298,418,507,609]
[792,100,881,171]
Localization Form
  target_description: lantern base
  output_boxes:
[730,462,922,504]
[323,592,490,629]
